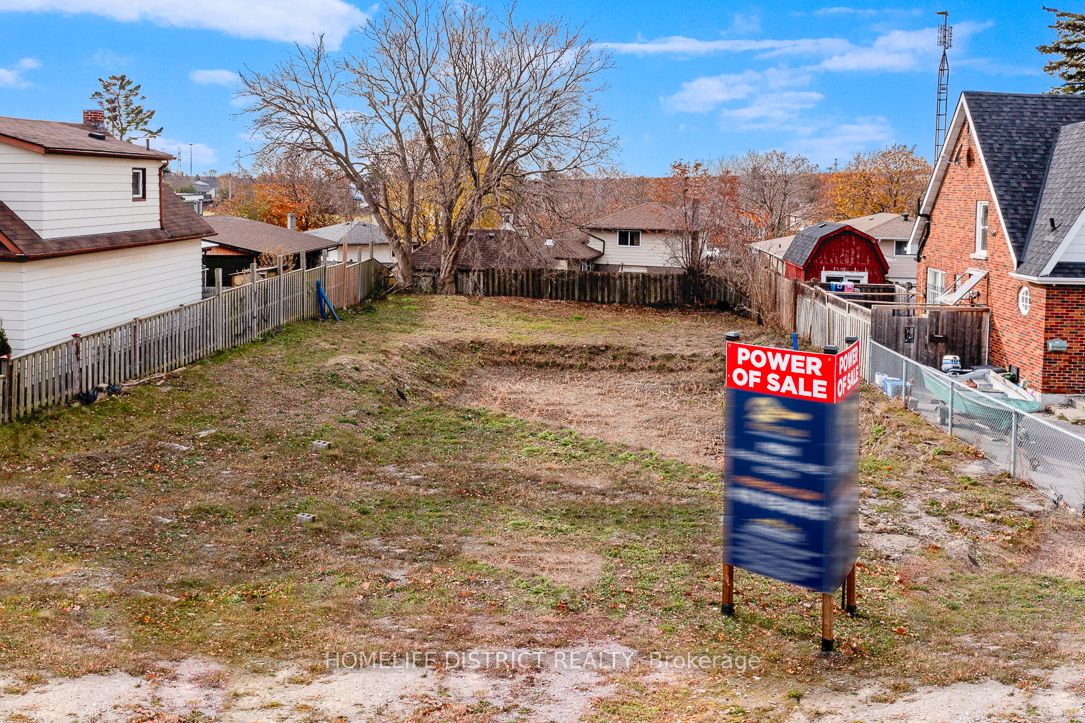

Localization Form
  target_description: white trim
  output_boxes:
[1040,205,1085,276]
[820,270,868,283]
[908,96,1018,267]
[1017,285,1031,315]
[975,200,989,256]
[1009,272,1085,285]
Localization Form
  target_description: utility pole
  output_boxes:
[935,11,953,161]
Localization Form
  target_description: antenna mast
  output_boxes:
[935,11,952,160]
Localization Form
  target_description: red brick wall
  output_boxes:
[917,122,1050,390]
[803,230,887,284]
[1043,287,1085,394]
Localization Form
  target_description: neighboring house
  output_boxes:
[201,215,338,286]
[582,202,695,273]
[839,213,918,285]
[412,229,550,272]
[0,110,213,356]
[910,91,1085,395]
[541,228,602,271]
[307,220,394,266]
[753,222,889,284]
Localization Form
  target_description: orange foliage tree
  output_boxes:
[823,144,931,220]
[217,153,354,231]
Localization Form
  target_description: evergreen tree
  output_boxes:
[0,326,11,358]
[1038,7,1085,95]
[90,74,164,141]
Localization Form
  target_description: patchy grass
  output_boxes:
[0,295,1083,720]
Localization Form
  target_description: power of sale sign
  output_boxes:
[723,339,860,594]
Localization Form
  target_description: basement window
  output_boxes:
[617,230,641,247]
[132,168,147,200]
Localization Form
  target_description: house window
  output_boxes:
[1018,285,1031,316]
[132,168,147,200]
[894,240,911,256]
[975,201,989,256]
[926,268,946,303]
[822,271,868,284]
[617,230,641,247]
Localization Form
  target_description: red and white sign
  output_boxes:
[726,340,861,404]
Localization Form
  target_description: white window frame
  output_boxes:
[893,240,911,256]
[616,229,641,247]
[926,267,946,303]
[132,168,147,200]
[1017,285,1031,316]
[821,270,868,284]
[974,201,989,258]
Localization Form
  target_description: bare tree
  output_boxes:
[728,150,820,241]
[239,38,425,286]
[240,0,613,292]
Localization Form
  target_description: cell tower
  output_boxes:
[934,11,953,160]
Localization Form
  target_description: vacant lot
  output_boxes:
[1,295,1084,721]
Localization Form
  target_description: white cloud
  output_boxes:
[601,36,842,57]
[722,91,825,130]
[0,57,40,88]
[0,0,367,49]
[89,49,131,69]
[813,6,879,17]
[190,69,239,86]
[664,67,813,113]
[728,13,761,35]
[787,116,894,166]
[152,137,218,171]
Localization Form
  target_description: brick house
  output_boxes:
[911,91,1085,395]
[753,222,889,284]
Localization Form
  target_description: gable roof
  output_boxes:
[845,212,916,240]
[963,92,1085,264]
[1017,120,1085,278]
[780,222,889,272]
[584,202,688,232]
[202,215,340,256]
[0,192,213,260]
[0,115,173,160]
[307,221,390,247]
[543,229,603,261]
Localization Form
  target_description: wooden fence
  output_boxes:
[414,268,746,307]
[871,305,989,368]
[795,284,873,375]
[0,258,388,423]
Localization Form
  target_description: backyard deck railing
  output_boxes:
[0,258,388,422]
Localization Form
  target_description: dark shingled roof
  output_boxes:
[0,115,173,160]
[203,215,340,255]
[963,92,1085,263]
[1017,120,1085,276]
[782,222,845,267]
[413,230,553,271]
[544,228,602,261]
[0,192,214,260]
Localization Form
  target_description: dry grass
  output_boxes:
[0,294,1083,721]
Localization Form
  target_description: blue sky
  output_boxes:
[0,1,1060,175]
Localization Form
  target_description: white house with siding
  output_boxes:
[0,111,213,355]
[582,202,694,273]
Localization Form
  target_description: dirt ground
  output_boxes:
[1,295,1084,721]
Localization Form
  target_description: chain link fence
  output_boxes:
[866,340,1085,511]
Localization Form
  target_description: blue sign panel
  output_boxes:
[723,376,858,594]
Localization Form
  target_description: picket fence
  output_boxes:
[795,284,873,376]
[0,258,388,422]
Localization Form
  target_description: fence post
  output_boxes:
[249,261,258,339]
[948,383,955,436]
[0,355,11,423]
[131,319,141,379]
[1010,411,1019,478]
[901,355,908,403]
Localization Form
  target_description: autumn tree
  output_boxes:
[822,144,931,220]
[217,152,355,230]
[1039,7,1085,95]
[90,74,163,141]
[728,150,819,241]
[648,160,739,279]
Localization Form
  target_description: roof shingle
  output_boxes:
[0,115,173,160]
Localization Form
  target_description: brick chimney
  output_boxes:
[82,109,105,132]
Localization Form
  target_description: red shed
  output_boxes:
[780,222,889,284]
